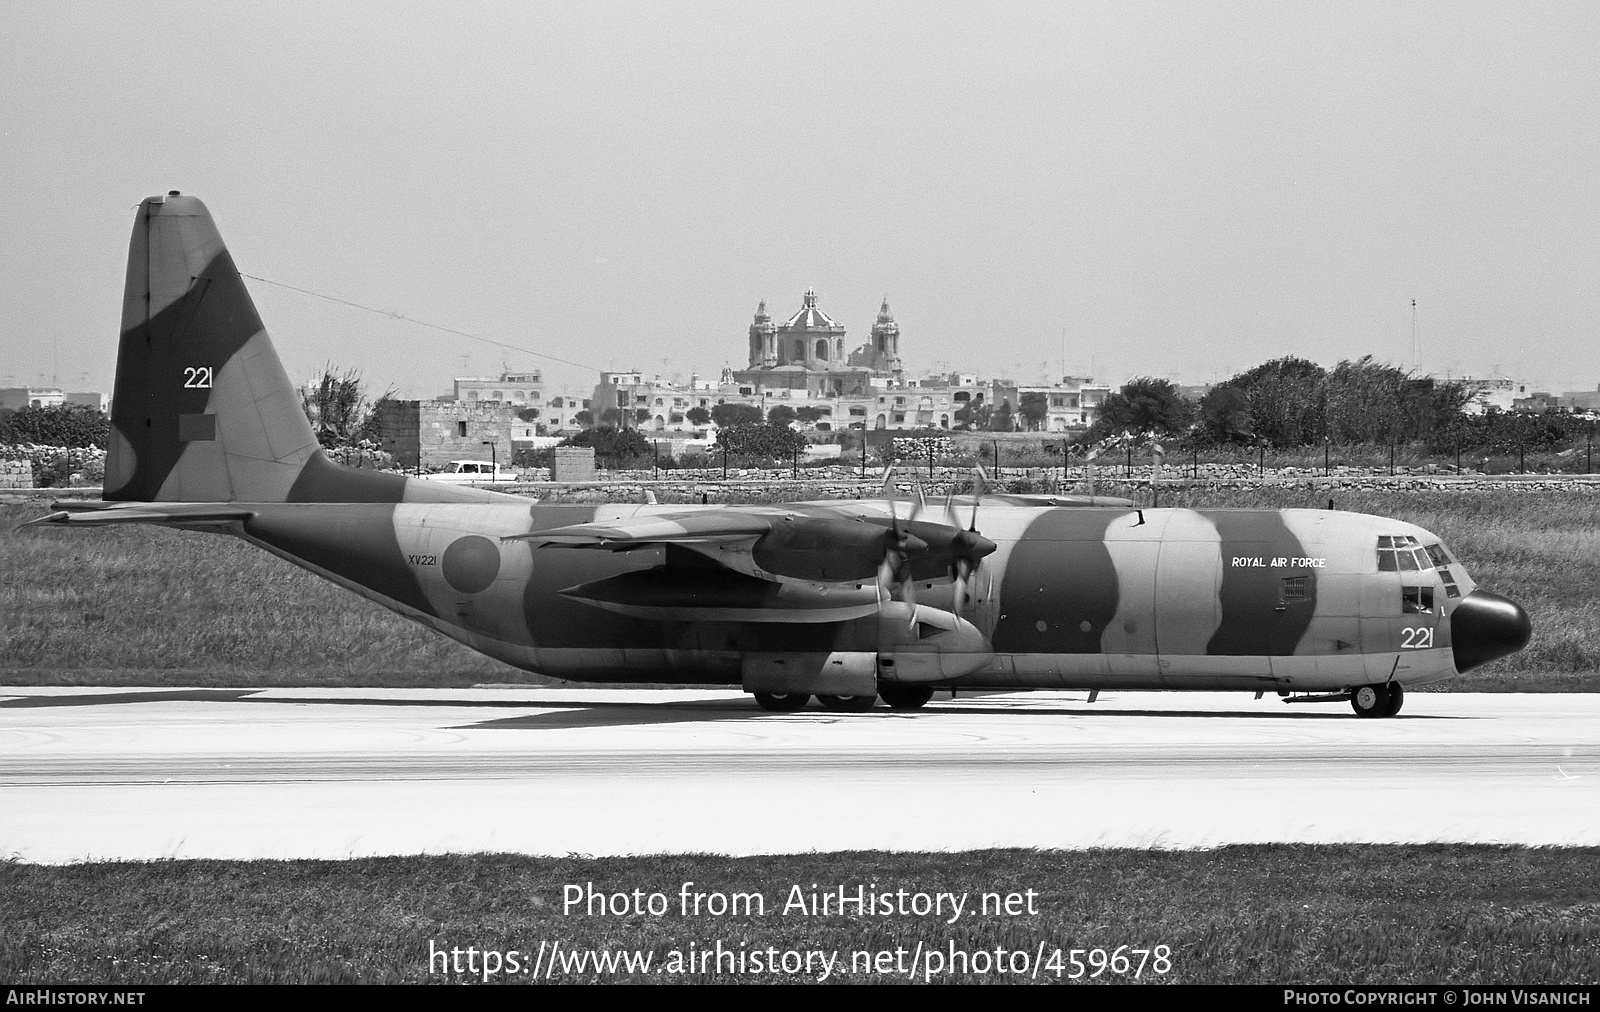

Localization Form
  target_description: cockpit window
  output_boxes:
[1378,535,1441,573]
[1402,586,1435,614]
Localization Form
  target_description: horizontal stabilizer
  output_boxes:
[20,502,256,530]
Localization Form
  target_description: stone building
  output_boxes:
[449,371,543,407]
[1016,379,1112,431]
[376,399,516,470]
[847,299,904,375]
[0,388,110,412]
[581,289,1109,437]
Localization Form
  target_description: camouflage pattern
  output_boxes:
[27,195,1533,716]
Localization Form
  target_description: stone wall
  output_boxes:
[551,446,596,482]
[0,459,33,488]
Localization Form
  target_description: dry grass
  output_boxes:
[1,846,1595,984]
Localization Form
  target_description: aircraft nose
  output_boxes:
[1451,590,1532,673]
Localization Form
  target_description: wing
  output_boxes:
[506,505,911,622]
[507,506,911,584]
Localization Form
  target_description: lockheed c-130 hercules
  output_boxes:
[25,194,1533,717]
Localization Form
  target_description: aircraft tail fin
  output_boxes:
[105,192,323,502]
[104,193,525,505]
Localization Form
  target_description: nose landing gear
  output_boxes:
[1350,682,1405,718]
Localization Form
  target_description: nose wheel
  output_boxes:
[878,685,935,710]
[1350,683,1404,718]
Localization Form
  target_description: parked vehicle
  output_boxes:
[420,460,516,483]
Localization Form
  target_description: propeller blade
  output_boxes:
[951,559,969,613]
[968,466,987,532]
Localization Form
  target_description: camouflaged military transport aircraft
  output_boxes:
[26,194,1533,717]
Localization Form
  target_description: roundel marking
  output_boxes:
[442,535,501,594]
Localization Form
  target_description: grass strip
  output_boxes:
[2,846,1596,984]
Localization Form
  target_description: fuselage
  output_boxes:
[231,501,1499,694]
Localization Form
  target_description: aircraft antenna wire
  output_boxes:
[238,273,602,373]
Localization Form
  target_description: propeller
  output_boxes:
[943,467,990,612]
[877,478,921,613]
[876,464,995,618]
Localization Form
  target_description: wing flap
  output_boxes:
[560,568,881,624]
[503,510,777,548]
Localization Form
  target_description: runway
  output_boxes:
[1,687,1595,863]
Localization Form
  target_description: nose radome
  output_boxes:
[1451,590,1532,673]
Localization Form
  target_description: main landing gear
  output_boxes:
[751,687,938,712]
[752,692,809,712]
[816,694,877,713]
[1350,682,1405,718]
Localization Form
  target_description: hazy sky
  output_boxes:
[3,2,1597,400]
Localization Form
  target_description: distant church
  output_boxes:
[735,289,903,397]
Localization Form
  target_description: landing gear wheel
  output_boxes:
[816,694,876,713]
[1350,683,1392,718]
[1381,683,1405,717]
[753,692,810,712]
[878,685,935,710]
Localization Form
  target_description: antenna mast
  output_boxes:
[1411,300,1418,372]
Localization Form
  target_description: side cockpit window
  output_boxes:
[1424,542,1462,598]
[1383,536,1461,602]
[1402,586,1435,614]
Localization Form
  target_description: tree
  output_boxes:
[711,402,762,428]
[300,365,392,447]
[573,409,593,428]
[1196,384,1253,445]
[988,399,1015,432]
[1018,391,1049,431]
[1087,377,1193,441]
[767,404,797,427]
[562,425,652,465]
[714,422,806,462]
[1227,357,1327,447]
[954,402,996,431]
[0,404,109,448]
[685,406,710,426]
